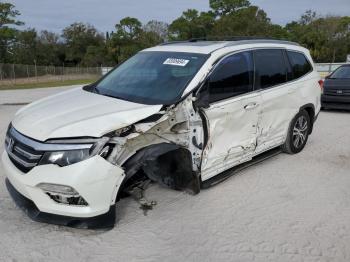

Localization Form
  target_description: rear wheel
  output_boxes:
[282,110,311,154]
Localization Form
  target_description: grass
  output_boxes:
[0,78,98,90]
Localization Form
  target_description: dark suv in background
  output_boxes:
[321,64,350,110]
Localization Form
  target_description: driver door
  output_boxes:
[200,51,262,181]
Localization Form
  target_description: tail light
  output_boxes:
[318,79,324,93]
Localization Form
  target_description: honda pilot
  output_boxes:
[2,39,322,228]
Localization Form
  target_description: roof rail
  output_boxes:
[224,39,300,47]
[159,39,206,46]
[160,36,300,46]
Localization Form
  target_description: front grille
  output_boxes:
[324,89,350,96]
[5,127,43,173]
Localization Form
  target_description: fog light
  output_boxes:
[37,183,88,206]
[37,183,78,195]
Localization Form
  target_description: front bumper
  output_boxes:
[5,178,116,229]
[321,94,350,110]
[2,151,125,228]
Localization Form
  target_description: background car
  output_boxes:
[321,64,350,110]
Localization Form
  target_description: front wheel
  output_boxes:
[282,110,311,154]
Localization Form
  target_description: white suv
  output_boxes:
[2,39,321,228]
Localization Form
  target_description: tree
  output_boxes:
[143,20,169,42]
[109,17,143,63]
[11,28,37,64]
[36,30,64,65]
[300,10,317,25]
[0,2,24,63]
[115,17,142,39]
[2,2,349,66]
[169,9,215,40]
[82,45,108,66]
[210,0,250,16]
[210,6,276,37]
[62,22,105,65]
[0,2,23,27]
[286,11,350,62]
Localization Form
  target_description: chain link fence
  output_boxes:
[1,62,348,88]
[0,63,104,87]
[315,63,346,78]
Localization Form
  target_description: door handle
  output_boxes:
[244,102,258,110]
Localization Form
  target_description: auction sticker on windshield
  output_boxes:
[163,58,190,67]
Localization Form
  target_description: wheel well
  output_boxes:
[300,105,315,134]
[121,143,201,195]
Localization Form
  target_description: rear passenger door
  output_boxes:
[200,51,262,180]
[254,49,297,153]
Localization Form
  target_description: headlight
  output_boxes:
[36,125,133,167]
[40,149,91,167]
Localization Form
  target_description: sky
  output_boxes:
[7,0,350,33]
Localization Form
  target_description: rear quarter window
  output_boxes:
[287,51,313,80]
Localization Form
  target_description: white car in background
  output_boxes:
[2,39,321,228]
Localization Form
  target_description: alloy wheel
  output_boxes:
[292,115,308,149]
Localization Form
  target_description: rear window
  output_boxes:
[331,66,350,79]
[287,51,312,80]
[254,49,287,89]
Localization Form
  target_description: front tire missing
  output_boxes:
[282,110,311,154]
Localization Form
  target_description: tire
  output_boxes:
[282,110,311,154]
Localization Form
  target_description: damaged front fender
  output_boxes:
[123,143,201,194]
[103,97,204,195]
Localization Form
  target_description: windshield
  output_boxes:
[331,66,350,79]
[94,51,209,105]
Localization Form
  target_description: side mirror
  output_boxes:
[193,81,210,109]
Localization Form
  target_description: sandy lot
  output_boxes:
[1,86,350,262]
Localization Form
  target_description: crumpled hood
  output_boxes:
[12,87,162,141]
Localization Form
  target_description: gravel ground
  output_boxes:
[1,87,350,262]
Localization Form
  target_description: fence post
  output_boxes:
[26,64,29,82]
[61,63,64,82]
[34,60,38,83]
[12,64,15,85]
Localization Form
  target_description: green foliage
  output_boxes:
[62,22,105,65]
[144,20,169,41]
[0,2,23,63]
[286,11,350,62]
[36,30,64,65]
[210,6,272,37]
[1,1,350,66]
[210,0,250,16]
[12,29,37,64]
[169,9,215,40]
[109,17,166,63]
[0,2,23,27]
[109,17,142,63]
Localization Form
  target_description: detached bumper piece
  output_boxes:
[5,179,116,229]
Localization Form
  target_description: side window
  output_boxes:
[209,51,254,103]
[287,51,312,79]
[254,49,287,89]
